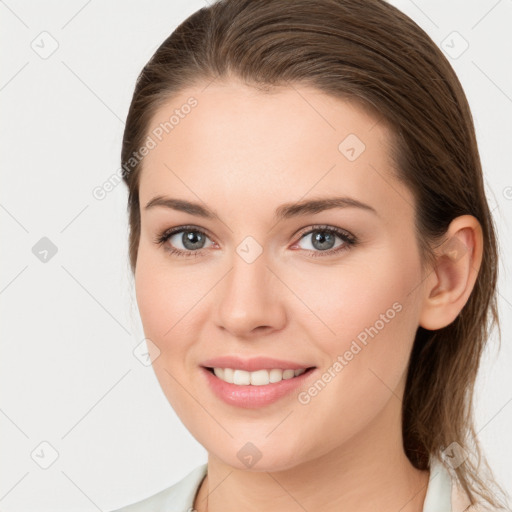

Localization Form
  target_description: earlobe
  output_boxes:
[419,215,483,331]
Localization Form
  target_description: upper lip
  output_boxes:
[201,355,316,372]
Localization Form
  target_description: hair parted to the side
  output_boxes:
[121,0,508,508]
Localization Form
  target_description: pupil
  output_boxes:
[313,230,335,250]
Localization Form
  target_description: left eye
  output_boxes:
[293,227,354,255]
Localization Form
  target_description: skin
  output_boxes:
[134,79,483,512]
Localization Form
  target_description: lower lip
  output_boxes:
[200,367,317,409]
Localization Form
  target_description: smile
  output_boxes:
[208,367,309,386]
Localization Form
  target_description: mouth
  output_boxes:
[200,365,318,408]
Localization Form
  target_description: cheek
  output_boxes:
[296,245,421,395]
[292,249,419,342]
[134,248,202,411]
[134,243,222,386]
[134,243,202,341]
[289,254,421,448]
[134,258,170,341]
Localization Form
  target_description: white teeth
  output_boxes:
[212,367,308,386]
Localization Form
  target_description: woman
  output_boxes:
[112,0,510,510]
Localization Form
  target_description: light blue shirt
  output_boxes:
[111,456,461,511]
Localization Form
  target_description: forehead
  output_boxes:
[139,81,414,223]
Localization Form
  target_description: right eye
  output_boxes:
[154,226,217,257]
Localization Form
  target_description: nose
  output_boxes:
[214,250,287,338]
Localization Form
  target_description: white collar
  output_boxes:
[423,456,471,512]
[422,456,453,511]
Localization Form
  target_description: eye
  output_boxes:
[153,225,216,258]
[292,225,357,257]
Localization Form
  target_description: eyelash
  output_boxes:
[153,224,358,259]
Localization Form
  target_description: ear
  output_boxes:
[419,215,484,331]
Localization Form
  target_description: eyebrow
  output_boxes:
[144,195,378,220]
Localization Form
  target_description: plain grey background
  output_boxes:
[1,1,511,510]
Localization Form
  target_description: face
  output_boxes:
[135,80,427,471]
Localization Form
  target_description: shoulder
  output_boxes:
[109,463,208,512]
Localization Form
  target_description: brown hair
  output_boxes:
[121,0,508,508]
